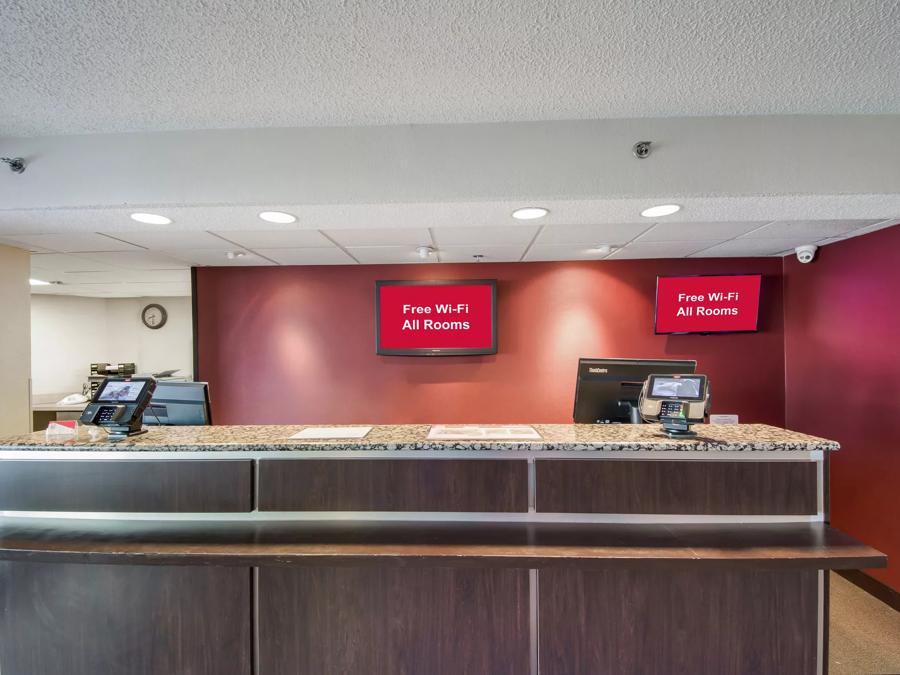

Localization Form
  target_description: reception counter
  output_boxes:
[0,424,885,675]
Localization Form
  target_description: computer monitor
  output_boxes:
[573,358,697,423]
[143,382,212,426]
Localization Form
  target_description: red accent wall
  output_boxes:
[784,223,900,592]
[196,258,784,426]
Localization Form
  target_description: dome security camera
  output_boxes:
[632,141,652,159]
[795,245,818,264]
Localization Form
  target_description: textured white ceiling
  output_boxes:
[1,0,899,136]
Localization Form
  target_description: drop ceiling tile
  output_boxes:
[534,223,651,246]
[522,244,614,262]
[30,284,98,296]
[431,226,539,246]
[0,236,53,253]
[739,220,881,240]
[253,248,356,265]
[438,244,527,263]
[3,233,143,253]
[119,282,192,297]
[607,241,719,259]
[30,253,119,273]
[325,228,433,247]
[212,229,333,249]
[636,222,769,242]
[103,231,231,249]
[164,249,274,266]
[834,219,898,238]
[55,269,191,284]
[690,238,803,257]
[76,251,190,270]
[39,283,187,297]
[346,246,438,264]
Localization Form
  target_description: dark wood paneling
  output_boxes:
[539,567,819,675]
[0,460,253,512]
[258,566,529,675]
[0,518,885,569]
[0,561,251,675]
[536,459,818,514]
[258,459,528,512]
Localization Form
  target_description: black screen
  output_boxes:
[650,376,703,399]
[143,382,212,426]
[97,379,147,403]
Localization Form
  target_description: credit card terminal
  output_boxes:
[79,377,157,441]
[638,374,710,437]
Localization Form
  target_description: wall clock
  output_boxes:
[141,303,168,330]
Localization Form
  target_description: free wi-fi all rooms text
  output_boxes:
[401,304,471,330]
[676,292,741,317]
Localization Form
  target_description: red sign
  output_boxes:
[376,281,497,355]
[655,275,761,334]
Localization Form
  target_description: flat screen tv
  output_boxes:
[655,274,762,335]
[376,279,497,356]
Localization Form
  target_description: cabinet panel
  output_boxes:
[0,460,253,512]
[259,459,528,512]
[540,567,818,675]
[259,566,529,675]
[0,561,251,675]
[537,460,818,514]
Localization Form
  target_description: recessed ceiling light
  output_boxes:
[512,207,549,220]
[592,244,612,255]
[130,212,172,225]
[226,251,247,260]
[640,204,681,218]
[29,278,51,286]
[259,211,297,224]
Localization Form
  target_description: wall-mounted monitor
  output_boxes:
[376,279,497,356]
[655,274,762,335]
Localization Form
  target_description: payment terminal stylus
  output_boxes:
[79,376,157,441]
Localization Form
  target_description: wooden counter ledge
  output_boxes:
[0,518,884,570]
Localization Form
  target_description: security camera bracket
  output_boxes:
[1,157,25,174]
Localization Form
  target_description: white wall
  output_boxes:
[0,245,31,435]
[106,297,194,378]
[31,295,192,397]
[30,295,109,397]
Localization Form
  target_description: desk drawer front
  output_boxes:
[258,459,528,512]
[0,460,253,512]
[536,460,818,515]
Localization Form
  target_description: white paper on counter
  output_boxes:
[709,414,739,424]
[290,426,373,440]
[427,425,541,441]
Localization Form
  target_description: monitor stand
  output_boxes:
[617,400,643,424]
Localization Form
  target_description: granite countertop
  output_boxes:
[0,423,839,453]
